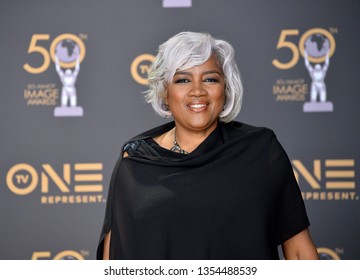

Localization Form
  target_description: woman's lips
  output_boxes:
[187,102,208,112]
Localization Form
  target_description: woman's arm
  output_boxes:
[281,228,319,260]
[103,231,111,260]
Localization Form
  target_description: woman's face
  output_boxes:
[166,55,226,134]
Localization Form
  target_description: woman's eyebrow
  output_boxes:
[174,71,191,76]
[174,70,222,76]
[203,70,222,75]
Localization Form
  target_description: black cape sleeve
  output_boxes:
[96,154,123,259]
[268,133,310,244]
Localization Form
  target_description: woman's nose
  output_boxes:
[189,81,206,97]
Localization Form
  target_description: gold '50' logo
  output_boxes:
[32,250,86,260]
[272,28,336,70]
[23,33,86,74]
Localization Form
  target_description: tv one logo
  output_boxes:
[131,54,155,85]
[6,163,105,204]
[292,159,358,201]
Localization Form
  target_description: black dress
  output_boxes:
[97,121,310,259]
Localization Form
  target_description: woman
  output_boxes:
[97,31,319,260]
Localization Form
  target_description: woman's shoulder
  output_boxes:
[222,121,286,157]
[122,121,175,156]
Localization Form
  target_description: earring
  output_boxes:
[164,104,171,119]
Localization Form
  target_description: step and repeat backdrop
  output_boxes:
[0,0,359,260]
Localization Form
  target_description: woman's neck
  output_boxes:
[153,121,219,154]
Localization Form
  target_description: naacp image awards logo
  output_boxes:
[272,28,336,112]
[23,33,86,117]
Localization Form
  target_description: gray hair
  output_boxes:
[144,31,243,123]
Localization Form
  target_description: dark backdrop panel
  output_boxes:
[0,0,359,259]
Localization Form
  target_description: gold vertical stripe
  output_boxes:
[41,173,49,193]
[314,160,321,181]
[64,164,71,184]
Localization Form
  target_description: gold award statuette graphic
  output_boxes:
[300,29,335,112]
[51,34,85,117]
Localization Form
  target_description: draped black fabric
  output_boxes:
[96,121,310,259]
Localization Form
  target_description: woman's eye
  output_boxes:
[205,78,219,83]
[175,78,190,83]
